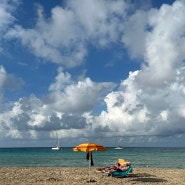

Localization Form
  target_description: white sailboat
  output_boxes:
[114,146,123,150]
[52,138,62,150]
[114,137,123,150]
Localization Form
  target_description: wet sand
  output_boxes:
[0,167,185,185]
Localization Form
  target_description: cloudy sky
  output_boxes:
[1,0,185,147]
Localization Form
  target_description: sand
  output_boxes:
[0,167,185,185]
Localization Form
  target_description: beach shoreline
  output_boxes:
[0,167,185,185]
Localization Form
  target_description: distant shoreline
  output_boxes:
[0,167,185,184]
[0,146,185,148]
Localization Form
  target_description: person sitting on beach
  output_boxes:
[116,163,123,172]
[111,162,130,172]
[96,159,131,173]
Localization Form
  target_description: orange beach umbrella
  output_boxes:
[73,142,107,182]
[73,142,107,152]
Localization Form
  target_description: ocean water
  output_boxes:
[0,147,185,169]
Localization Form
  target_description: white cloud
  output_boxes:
[1,0,185,147]
[0,68,115,140]
[49,67,72,91]
[7,129,22,139]
[159,110,168,121]
[68,0,127,46]
[0,0,19,46]
[94,65,185,138]
[47,68,115,113]
[0,1,16,32]
[122,10,148,59]
[5,0,127,67]
[93,71,150,136]
[140,1,185,86]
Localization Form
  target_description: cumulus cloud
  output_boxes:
[1,0,185,147]
[5,0,127,67]
[47,67,116,113]
[122,10,148,59]
[93,66,185,140]
[91,0,185,141]
[139,1,185,86]
[0,67,115,140]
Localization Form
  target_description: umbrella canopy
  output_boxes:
[73,142,107,152]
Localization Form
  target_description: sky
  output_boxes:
[1,0,185,148]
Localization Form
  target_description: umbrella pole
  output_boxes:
[88,157,91,182]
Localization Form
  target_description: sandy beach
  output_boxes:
[0,167,185,185]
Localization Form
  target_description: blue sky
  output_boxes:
[1,0,185,147]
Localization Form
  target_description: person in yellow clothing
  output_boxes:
[96,158,131,173]
[117,158,131,170]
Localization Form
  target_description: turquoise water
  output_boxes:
[0,147,185,168]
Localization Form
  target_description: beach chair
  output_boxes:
[110,166,133,177]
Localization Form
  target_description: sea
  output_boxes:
[0,147,185,169]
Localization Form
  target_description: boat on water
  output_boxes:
[52,146,62,150]
[114,146,123,150]
[52,138,62,150]
[114,137,123,149]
